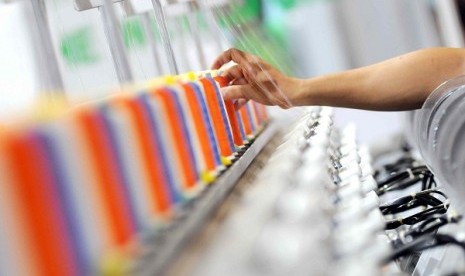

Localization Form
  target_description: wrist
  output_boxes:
[287,78,312,106]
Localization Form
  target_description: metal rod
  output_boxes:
[151,0,180,75]
[119,1,164,76]
[141,12,164,75]
[197,0,226,54]
[31,0,65,95]
[173,16,192,71]
[186,2,207,69]
[100,0,134,84]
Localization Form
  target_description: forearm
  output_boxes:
[291,48,465,111]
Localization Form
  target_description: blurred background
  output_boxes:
[261,0,457,146]
[2,0,465,145]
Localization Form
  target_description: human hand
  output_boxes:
[212,48,300,109]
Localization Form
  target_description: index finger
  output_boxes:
[211,48,250,70]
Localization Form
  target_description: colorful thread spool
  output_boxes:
[0,158,36,276]
[98,103,150,232]
[258,103,269,122]
[199,78,235,164]
[75,108,137,249]
[40,120,112,275]
[178,82,219,183]
[251,101,265,127]
[3,129,80,276]
[246,101,258,135]
[239,104,254,139]
[100,100,159,230]
[171,85,208,184]
[148,88,200,198]
[189,81,224,172]
[112,97,176,218]
[214,76,245,148]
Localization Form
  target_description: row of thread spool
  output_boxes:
[0,72,269,276]
[191,107,387,275]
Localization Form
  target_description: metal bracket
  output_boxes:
[75,0,134,84]
[74,0,124,11]
[151,0,180,74]
[30,0,65,95]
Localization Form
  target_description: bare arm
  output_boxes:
[213,48,465,111]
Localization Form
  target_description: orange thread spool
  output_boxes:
[113,98,173,218]
[76,109,135,247]
[252,101,264,126]
[4,131,78,276]
[214,76,244,147]
[259,104,269,121]
[239,105,253,137]
[151,88,198,193]
[181,83,218,171]
[199,78,234,157]
[247,101,260,131]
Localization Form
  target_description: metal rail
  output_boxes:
[132,122,280,276]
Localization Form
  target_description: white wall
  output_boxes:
[0,1,39,121]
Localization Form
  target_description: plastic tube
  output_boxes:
[413,75,465,196]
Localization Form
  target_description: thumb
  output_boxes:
[221,85,249,101]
